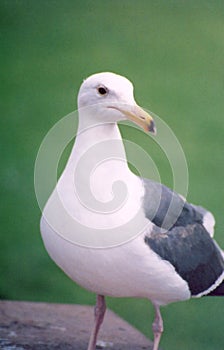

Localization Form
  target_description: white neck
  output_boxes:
[63,120,139,207]
[67,122,128,170]
[56,119,145,232]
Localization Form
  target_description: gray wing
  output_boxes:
[142,178,224,296]
[142,178,215,235]
[145,223,224,296]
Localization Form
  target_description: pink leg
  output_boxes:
[87,295,106,350]
[152,304,163,350]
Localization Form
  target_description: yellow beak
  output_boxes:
[109,104,156,133]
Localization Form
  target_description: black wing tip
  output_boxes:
[207,279,224,296]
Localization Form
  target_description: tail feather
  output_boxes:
[208,279,224,296]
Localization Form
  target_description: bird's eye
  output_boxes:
[97,86,108,96]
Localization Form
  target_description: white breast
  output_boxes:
[40,122,191,306]
[41,213,190,305]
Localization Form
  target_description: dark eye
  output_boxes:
[97,85,108,96]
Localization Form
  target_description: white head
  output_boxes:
[77,72,156,133]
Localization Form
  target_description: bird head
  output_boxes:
[77,72,156,133]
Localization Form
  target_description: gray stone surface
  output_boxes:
[0,301,154,350]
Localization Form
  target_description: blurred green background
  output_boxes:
[1,1,224,349]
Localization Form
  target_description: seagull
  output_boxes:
[40,72,224,350]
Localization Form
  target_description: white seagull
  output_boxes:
[40,72,224,350]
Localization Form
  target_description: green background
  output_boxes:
[1,1,224,349]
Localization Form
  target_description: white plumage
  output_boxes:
[40,72,224,350]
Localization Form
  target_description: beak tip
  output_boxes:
[148,120,156,134]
